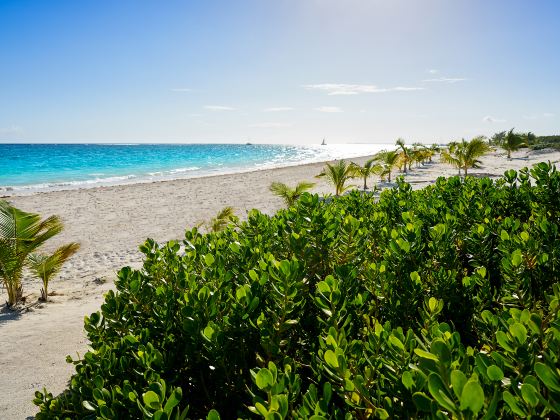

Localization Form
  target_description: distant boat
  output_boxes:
[321,138,327,146]
[246,142,252,145]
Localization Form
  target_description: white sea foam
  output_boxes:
[1,143,392,195]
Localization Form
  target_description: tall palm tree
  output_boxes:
[269,181,315,207]
[316,160,355,196]
[502,128,527,159]
[351,159,382,191]
[440,137,491,177]
[374,150,399,182]
[29,243,80,301]
[0,200,64,307]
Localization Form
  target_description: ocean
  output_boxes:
[0,143,392,194]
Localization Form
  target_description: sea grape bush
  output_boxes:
[35,162,560,419]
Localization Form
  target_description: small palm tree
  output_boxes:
[502,128,527,159]
[395,138,411,173]
[0,200,65,307]
[440,137,491,176]
[208,206,238,232]
[374,150,399,182]
[316,160,355,196]
[351,159,382,191]
[270,181,315,207]
[429,144,441,162]
[29,243,80,301]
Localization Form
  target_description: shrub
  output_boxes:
[35,163,560,419]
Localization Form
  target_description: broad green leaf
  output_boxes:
[450,370,468,399]
[509,322,527,345]
[459,381,484,415]
[324,350,339,368]
[535,363,560,392]
[143,390,161,410]
[496,331,515,352]
[486,365,504,381]
[163,388,182,413]
[203,325,215,341]
[430,339,451,365]
[402,371,415,390]
[503,391,527,417]
[207,409,221,420]
[511,250,523,267]
[389,335,405,351]
[520,383,539,407]
[255,368,274,390]
[414,349,439,362]
[428,373,456,413]
[204,254,215,266]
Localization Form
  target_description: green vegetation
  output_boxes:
[0,200,77,307]
[501,129,528,159]
[29,243,80,301]
[270,181,316,207]
[491,130,560,151]
[34,162,560,419]
[350,159,382,191]
[440,137,492,176]
[206,206,238,233]
[373,150,400,182]
[316,160,355,196]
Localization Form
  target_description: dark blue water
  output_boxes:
[0,143,388,193]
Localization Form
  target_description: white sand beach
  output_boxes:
[1,148,560,419]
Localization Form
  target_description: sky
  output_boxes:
[0,0,559,144]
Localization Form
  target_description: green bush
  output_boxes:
[34,162,560,419]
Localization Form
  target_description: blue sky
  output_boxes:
[0,0,558,144]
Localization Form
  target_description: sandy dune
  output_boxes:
[1,149,559,418]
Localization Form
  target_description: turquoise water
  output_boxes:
[0,143,390,193]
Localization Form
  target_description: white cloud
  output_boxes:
[483,116,506,123]
[423,77,467,83]
[170,88,192,92]
[248,122,293,128]
[204,105,236,111]
[543,112,555,117]
[303,83,424,95]
[263,107,294,112]
[187,113,203,117]
[428,69,439,74]
[314,106,343,113]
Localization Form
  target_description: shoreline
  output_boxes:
[2,148,560,419]
[0,153,377,198]
[0,143,392,196]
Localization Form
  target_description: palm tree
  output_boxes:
[395,138,411,173]
[373,150,399,182]
[0,200,64,307]
[440,137,491,177]
[316,160,355,196]
[429,144,441,162]
[29,243,80,301]
[351,159,382,191]
[208,206,238,232]
[270,181,315,207]
[502,128,527,159]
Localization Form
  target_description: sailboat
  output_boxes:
[321,138,326,146]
